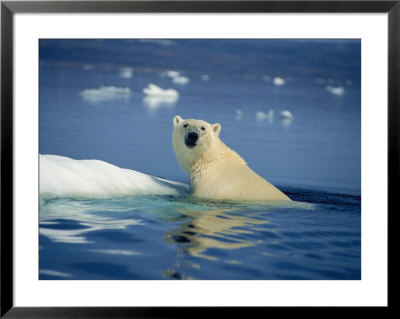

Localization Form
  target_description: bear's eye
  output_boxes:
[183,124,188,128]
[201,127,205,131]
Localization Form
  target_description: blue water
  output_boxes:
[39,39,361,280]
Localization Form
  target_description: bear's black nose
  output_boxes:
[187,132,198,143]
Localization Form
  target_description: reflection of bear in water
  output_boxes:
[172,115,290,202]
[164,207,267,261]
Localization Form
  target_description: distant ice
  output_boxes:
[80,86,131,102]
[280,110,294,126]
[273,77,286,86]
[166,70,181,78]
[172,75,190,85]
[143,95,179,109]
[255,110,274,122]
[280,110,293,119]
[326,85,345,96]
[143,84,179,109]
[236,109,251,120]
[119,67,133,79]
[40,154,188,200]
[160,70,190,85]
[201,74,210,81]
[160,70,181,79]
[237,109,292,124]
[143,83,179,98]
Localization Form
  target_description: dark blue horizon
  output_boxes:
[39,39,361,83]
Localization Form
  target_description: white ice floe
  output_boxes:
[172,75,190,85]
[119,67,133,79]
[143,83,179,98]
[160,70,181,79]
[40,154,188,200]
[326,85,345,96]
[80,86,131,102]
[279,110,294,126]
[160,70,190,85]
[235,109,247,120]
[143,95,179,109]
[255,110,274,122]
[143,84,179,109]
[166,70,181,78]
[280,110,293,120]
[236,109,253,120]
[273,77,286,86]
[236,109,244,120]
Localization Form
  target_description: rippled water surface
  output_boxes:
[39,39,361,280]
[40,189,360,280]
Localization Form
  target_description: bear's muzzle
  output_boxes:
[185,131,199,148]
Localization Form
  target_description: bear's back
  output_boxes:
[190,151,290,202]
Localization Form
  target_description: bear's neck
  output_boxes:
[189,140,244,181]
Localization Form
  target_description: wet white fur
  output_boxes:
[172,115,290,202]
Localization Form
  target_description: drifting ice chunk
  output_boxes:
[273,77,286,86]
[160,70,181,79]
[326,85,345,96]
[166,70,181,78]
[280,110,293,119]
[143,83,179,98]
[236,109,244,120]
[119,67,133,79]
[80,86,131,102]
[280,110,294,126]
[172,76,190,85]
[40,154,188,199]
[160,70,190,85]
[143,95,178,109]
[255,110,274,122]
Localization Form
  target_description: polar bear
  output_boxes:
[172,115,290,202]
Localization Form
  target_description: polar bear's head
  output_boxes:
[172,115,221,174]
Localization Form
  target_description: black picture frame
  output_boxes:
[1,0,396,317]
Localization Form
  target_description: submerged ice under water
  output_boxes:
[39,39,361,280]
[39,189,360,280]
[39,155,360,280]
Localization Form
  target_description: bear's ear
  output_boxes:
[212,123,221,136]
[173,115,183,128]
